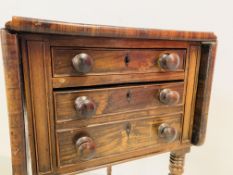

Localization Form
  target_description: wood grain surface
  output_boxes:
[21,40,56,174]
[182,45,201,142]
[1,29,27,175]
[56,114,182,167]
[6,16,216,41]
[2,16,217,175]
[54,82,184,121]
[192,43,217,145]
[52,48,185,77]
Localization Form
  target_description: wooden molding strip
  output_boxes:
[6,16,216,41]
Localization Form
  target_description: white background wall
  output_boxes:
[0,0,232,174]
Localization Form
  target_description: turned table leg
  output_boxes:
[107,165,112,175]
[169,148,190,175]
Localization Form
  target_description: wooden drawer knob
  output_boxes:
[75,136,96,160]
[159,89,180,105]
[72,53,93,73]
[158,123,177,142]
[74,96,96,118]
[158,53,180,70]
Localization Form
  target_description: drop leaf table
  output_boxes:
[1,16,217,175]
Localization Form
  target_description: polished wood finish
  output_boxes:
[49,38,189,88]
[52,48,185,87]
[54,82,184,121]
[22,40,54,174]
[158,53,181,70]
[52,48,185,76]
[53,71,185,88]
[74,96,97,118]
[56,114,182,168]
[72,53,93,74]
[1,29,27,175]
[75,136,96,161]
[6,16,216,41]
[182,45,201,142]
[1,17,217,175]
[158,123,178,143]
[159,88,180,105]
[56,106,183,130]
[192,43,217,145]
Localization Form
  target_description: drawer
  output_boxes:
[54,82,184,122]
[52,48,186,87]
[56,114,182,167]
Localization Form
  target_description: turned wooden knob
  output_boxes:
[75,136,96,160]
[158,123,177,142]
[158,53,180,70]
[72,53,93,74]
[74,96,96,118]
[159,89,180,105]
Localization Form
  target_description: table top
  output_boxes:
[5,16,217,42]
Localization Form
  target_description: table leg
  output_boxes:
[169,148,190,175]
[107,165,112,175]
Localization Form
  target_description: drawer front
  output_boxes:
[52,48,186,76]
[56,114,182,167]
[54,82,184,122]
[52,48,186,87]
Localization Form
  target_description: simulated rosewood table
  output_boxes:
[1,16,217,175]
